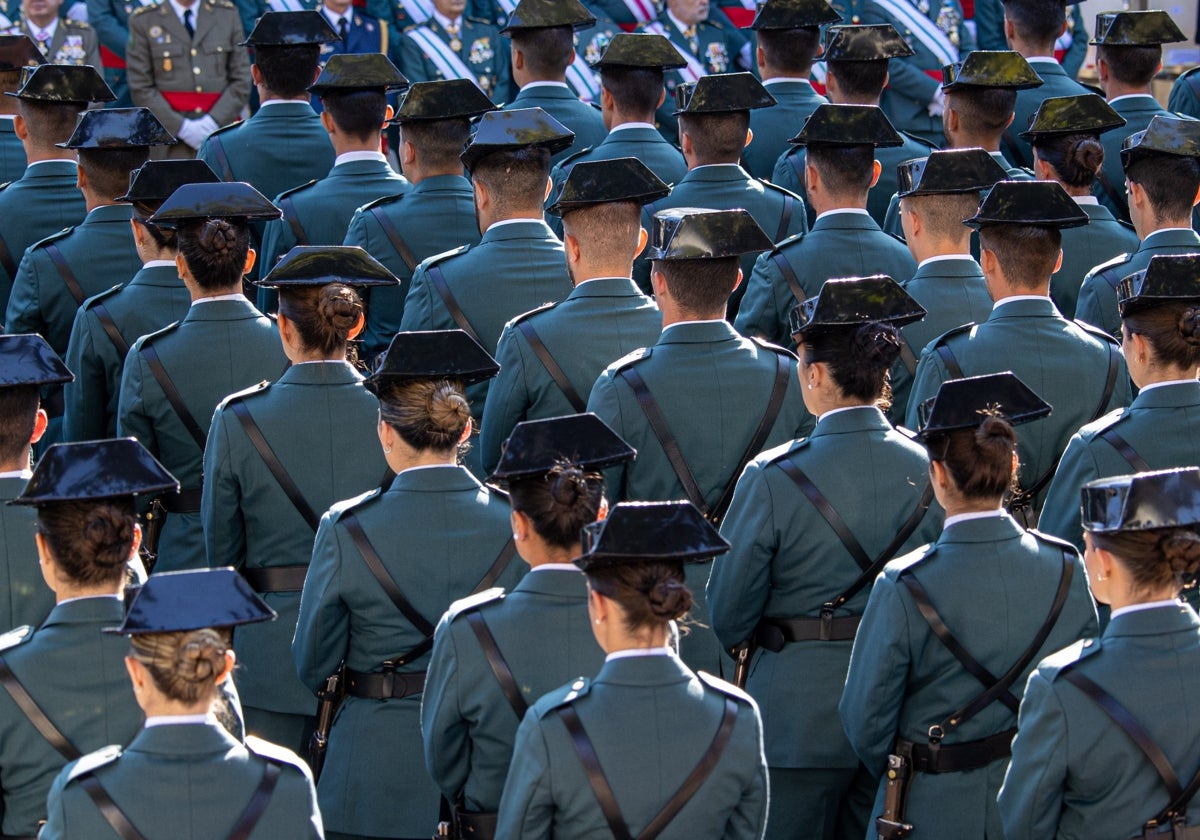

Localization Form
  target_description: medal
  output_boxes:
[163,54,172,71]
[450,38,461,51]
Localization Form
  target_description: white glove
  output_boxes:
[177,115,219,149]
[927,86,945,118]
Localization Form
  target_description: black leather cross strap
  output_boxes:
[0,657,81,760]
[465,609,527,719]
[79,775,146,840]
[935,343,965,380]
[558,697,739,840]
[45,243,86,306]
[231,400,321,531]
[1096,170,1130,221]
[278,195,310,246]
[897,336,919,377]
[141,344,207,451]
[344,668,427,699]
[775,194,794,243]
[1100,427,1151,473]
[516,320,586,413]
[369,205,419,272]
[0,229,17,280]
[772,251,805,305]
[241,565,308,593]
[90,300,131,360]
[207,133,234,181]
[160,488,202,514]
[896,727,1018,775]
[428,265,483,346]
[0,833,37,840]
[227,762,281,840]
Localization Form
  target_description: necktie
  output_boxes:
[684,25,698,54]
[337,15,348,42]
[34,28,49,54]
[183,8,194,37]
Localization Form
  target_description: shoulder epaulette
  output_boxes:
[766,436,811,464]
[330,486,384,520]
[885,231,908,245]
[611,346,652,373]
[1072,318,1120,346]
[217,379,270,411]
[138,320,182,348]
[931,321,976,348]
[759,179,802,201]
[207,119,243,137]
[705,18,725,29]
[1080,82,1104,97]
[589,101,602,113]
[750,335,798,361]
[769,230,806,254]
[1088,252,1133,280]
[510,300,558,327]
[0,624,32,653]
[446,587,506,623]
[359,191,405,213]
[1027,528,1081,555]
[1079,406,1128,439]
[556,147,593,169]
[29,226,75,250]
[64,18,90,28]
[277,179,317,200]
[1040,637,1102,680]
[206,0,237,9]
[899,129,938,150]
[65,745,123,783]
[82,283,124,309]
[697,670,754,704]
[1117,218,1136,234]
[420,243,471,271]
[0,181,12,193]
[465,15,491,25]
[244,735,311,776]
[132,1,166,15]
[536,675,593,717]
[892,543,938,576]
[1180,66,1200,81]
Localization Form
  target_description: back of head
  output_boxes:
[678,111,749,165]
[757,27,822,75]
[78,148,151,201]
[129,627,232,705]
[924,414,1018,500]
[133,200,179,251]
[600,66,664,117]
[254,43,322,98]
[277,282,363,359]
[1091,526,1200,595]
[806,142,875,197]
[978,224,1061,288]
[378,378,471,453]
[586,559,693,631]
[512,26,575,78]
[561,200,643,264]
[947,87,1019,136]
[322,89,387,142]
[508,464,604,548]
[799,321,903,408]
[177,217,251,291]
[1097,44,1162,87]
[826,60,889,102]
[1126,154,1200,220]
[657,255,740,316]
[1034,132,1105,188]
[1003,0,1067,48]
[0,385,40,465]
[400,117,472,170]
[1123,300,1200,371]
[906,191,980,241]
[471,146,553,214]
[36,498,135,587]
[17,98,85,148]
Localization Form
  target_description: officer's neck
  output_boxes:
[1104,80,1154,101]
[331,131,383,158]
[1007,34,1056,59]
[947,129,1002,153]
[809,188,868,218]
[908,232,972,264]
[23,142,77,165]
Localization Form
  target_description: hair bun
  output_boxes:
[1068,135,1104,175]
[1178,307,1200,347]
[198,218,237,255]
[853,322,902,370]
[1161,531,1200,578]
[318,283,363,336]
[426,382,471,435]
[173,629,227,685]
[548,465,585,509]
[645,578,692,621]
[81,508,134,570]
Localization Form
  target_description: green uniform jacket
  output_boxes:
[117,298,287,572]
[397,16,511,103]
[496,654,768,840]
[202,361,388,717]
[1097,95,1173,223]
[906,297,1132,515]
[40,724,322,839]
[709,407,942,769]
[881,151,1031,238]
[586,320,813,675]
[889,255,991,427]
[62,262,189,443]
[1052,201,1138,321]
[0,475,54,632]
[292,465,522,838]
[479,276,662,476]
[1170,68,1200,120]
[3,18,101,69]
[1075,228,1200,338]
[840,514,1096,837]
[0,120,25,186]
[504,83,607,166]
[999,605,1200,839]
[974,0,1088,77]
[0,598,142,837]
[1040,380,1200,551]
[1007,58,1092,171]
[0,160,85,316]
[422,567,605,813]
[744,79,826,181]
[343,173,480,362]
[735,209,916,347]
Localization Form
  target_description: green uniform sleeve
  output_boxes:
[997,669,1070,840]
[733,251,787,346]
[399,265,435,333]
[1074,271,1120,338]
[116,346,159,458]
[904,342,951,431]
[4,250,45,338]
[479,324,533,476]
[1038,434,1098,551]
[62,308,107,443]
[709,463,777,650]
[882,192,903,238]
[201,405,247,569]
[495,714,555,840]
[421,616,471,803]
[585,370,629,503]
[725,708,768,840]
[292,512,350,694]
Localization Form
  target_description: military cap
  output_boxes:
[0,334,73,388]
[391,79,495,123]
[1081,467,1200,533]
[964,180,1089,229]
[1117,254,1200,318]
[590,32,687,70]
[823,24,913,61]
[459,107,574,170]
[788,275,926,337]
[1120,115,1200,170]
[913,371,1052,439]
[58,107,175,149]
[107,568,276,635]
[10,438,178,505]
[749,0,841,31]
[149,182,281,227]
[576,501,730,571]
[940,50,1043,92]
[1019,93,1126,141]
[674,72,776,114]
[256,245,399,288]
[116,159,221,204]
[788,103,903,147]
[308,53,409,95]
[1090,10,1185,46]
[7,64,114,103]
[547,157,670,215]
[366,330,500,393]
[646,207,773,261]
[500,0,595,33]
[491,413,636,483]
[241,10,340,46]
[0,35,44,71]
[896,148,1009,197]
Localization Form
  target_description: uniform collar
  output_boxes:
[513,565,587,597]
[1103,602,1200,638]
[1129,378,1200,407]
[481,218,558,242]
[763,77,815,89]
[520,81,570,91]
[938,510,1024,542]
[813,208,874,227]
[191,292,245,306]
[433,9,461,29]
[168,0,199,26]
[682,163,749,181]
[811,404,890,435]
[388,463,485,492]
[569,276,649,299]
[82,204,135,224]
[41,595,126,628]
[942,508,1005,529]
[182,296,266,321]
[144,713,216,728]
[276,359,363,385]
[321,4,351,28]
[411,173,471,193]
[0,469,31,480]
[28,17,57,42]
[128,719,241,757]
[595,650,693,685]
[24,159,77,174]
[917,253,975,269]
[991,294,1051,312]
[609,122,657,133]
[1108,93,1159,107]
[657,319,737,343]
[128,263,183,288]
[1141,228,1200,249]
[334,150,388,167]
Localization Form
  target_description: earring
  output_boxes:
[594,618,602,625]
[807,382,813,390]
[384,446,392,454]
[512,532,520,541]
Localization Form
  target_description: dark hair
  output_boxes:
[904,192,979,239]
[806,143,875,196]
[1126,154,1200,220]
[1091,526,1200,595]
[508,464,604,548]
[78,148,151,200]
[977,224,1062,289]
[656,255,740,316]
[600,66,664,116]
[826,60,889,100]
[1033,133,1105,189]
[177,217,251,291]
[678,111,749,164]
[277,283,363,359]
[1003,0,1067,47]
[947,88,1019,134]
[923,414,1019,500]
[512,26,574,77]
[471,146,553,214]
[132,201,178,251]
[799,322,902,408]
[378,379,471,454]
[0,386,40,464]
[561,200,642,263]
[1123,301,1200,370]
[1096,44,1162,87]
[17,98,85,146]
[586,560,693,632]
[322,89,387,142]
[0,69,22,94]
[399,117,472,169]
[254,43,321,98]
[757,27,821,75]
[129,627,232,704]
[36,499,135,586]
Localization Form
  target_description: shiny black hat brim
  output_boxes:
[913,371,1052,438]
[105,568,276,634]
[365,330,500,391]
[148,182,281,228]
[575,501,730,571]
[1081,468,1200,533]
[0,333,74,387]
[116,159,221,204]
[491,413,636,482]
[10,438,178,505]
[255,245,400,288]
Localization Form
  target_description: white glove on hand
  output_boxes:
[927,87,945,118]
[177,115,219,149]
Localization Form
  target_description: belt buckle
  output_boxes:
[818,604,835,641]
[381,663,396,698]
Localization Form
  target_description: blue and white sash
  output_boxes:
[267,0,306,13]
[643,21,703,82]
[406,25,478,83]
[872,0,959,66]
[620,0,658,21]
[399,0,435,21]
[565,53,602,101]
[495,0,518,13]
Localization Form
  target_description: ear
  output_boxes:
[869,158,882,189]
[400,138,417,167]
[1033,155,1054,181]
[544,175,553,202]
[979,246,998,276]
[13,114,28,141]
[731,266,743,295]
[242,247,257,276]
[804,160,819,194]
[744,128,753,149]
[650,266,668,300]
[1192,183,1200,209]
[596,495,609,522]
[129,521,143,560]
[30,407,48,445]
[474,177,491,210]
[656,87,666,109]
[320,109,335,134]
[214,649,235,685]
[458,416,473,445]
[175,252,189,280]
[250,63,263,87]
[1052,248,1063,275]
[1003,111,1015,130]
[277,310,293,344]
[635,226,649,259]
[904,200,922,239]
[511,508,532,543]
[381,104,394,128]
[348,311,365,341]
[929,458,949,490]
[124,656,146,692]
[1003,15,1015,43]
[944,103,960,135]
[76,164,87,191]
[680,129,694,157]
[513,45,525,71]
[563,230,583,265]
[755,45,765,73]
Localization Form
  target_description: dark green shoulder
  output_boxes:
[82,283,124,310]
[1038,636,1102,681]
[445,587,506,624]
[510,301,558,327]
[1087,251,1133,279]
[0,624,33,654]
[216,379,271,412]
[1116,218,1136,234]
[556,146,594,168]
[29,226,75,250]
[1077,406,1128,441]
[1027,529,1081,555]
[759,179,803,201]
[697,671,754,706]
[207,119,243,138]
[0,181,11,194]
[900,129,938,151]
[465,15,492,25]
[611,346,652,373]
[931,321,976,347]
[329,486,384,520]
[359,192,405,213]
[204,0,238,11]
[770,230,806,253]
[419,244,472,272]
[244,735,312,776]
[892,543,939,576]
[533,676,593,718]
[1180,66,1200,81]
[63,17,91,29]
[65,745,123,783]
[138,320,182,348]
[1072,318,1120,347]
[278,179,318,200]
[750,335,798,361]
[765,436,811,464]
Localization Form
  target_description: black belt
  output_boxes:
[454,809,498,839]
[344,668,426,700]
[241,565,307,593]
[160,489,201,514]
[2,833,38,839]
[754,614,861,650]
[895,727,1017,775]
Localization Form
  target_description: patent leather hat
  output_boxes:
[10,438,178,505]
[914,371,1052,439]
[108,568,276,634]
[1081,468,1200,533]
[576,501,730,571]
[491,413,635,483]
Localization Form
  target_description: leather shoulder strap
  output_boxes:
[0,228,16,279]
[231,400,321,531]
[775,193,794,243]
[207,133,234,181]
[341,511,435,637]
[558,706,634,840]
[897,334,919,377]
[935,342,965,380]
[225,761,281,840]
[90,300,131,360]
[369,205,419,272]
[465,609,527,720]
[0,656,82,760]
[428,265,483,346]
[774,457,871,570]
[474,537,517,594]
[141,343,207,452]
[1099,426,1151,473]
[1090,341,1120,424]
[45,242,86,305]
[517,319,586,413]
[278,195,310,246]
[771,250,805,305]
[79,774,147,840]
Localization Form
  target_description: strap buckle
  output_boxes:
[381,661,397,697]
[927,724,945,745]
[818,604,836,642]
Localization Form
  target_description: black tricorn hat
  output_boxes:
[366,330,500,393]
[256,245,399,288]
[491,413,636,484]
[547,156,670,215]
[590,32,687,70]
[749,0,842,31]
[308,52,409,95]
[674,72,776,115]
[1019,93,1126,141]
[788,103,903,147]
[1117,254,1200,318]
[0,35,45,72]
[788,275,926,337]
[896,147,1009,197]
[914,371,1052,439]
[106,568,276,635]
[1090,10,1185,45]
[148,182,281,228]
[459,107,574,170]
[58,107,176,149]
[646,207,774,261]
[10,438,178,505]
[242,10,340,46]
[0,334,73,388]
[1121,115,1200,170]
[8,64,114,103]
[501,0,595,33]
[823,23,914,61]
[576,501,730,571]
[116,159,221,204]
[1081,467,1200,533]
[964,180,1089,229]
[391,78,495,123]
[941,50,1043,92]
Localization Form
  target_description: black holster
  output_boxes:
[1138,814,1200,839]
[876,753,914,840]
[140,498,167,571]
[455,808,498,839]
[308,664,344,781]
[732,640,756,689]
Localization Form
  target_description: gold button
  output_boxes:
[191,48,196,55]
[193,67,201,74]
[195,85,201,91]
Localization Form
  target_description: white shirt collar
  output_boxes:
[992,294,1048,310]
[605,646,674,661]
[1026,56,1059,65]
[815,208,872,223]
[943,509,1005,529]
[258,99,304,108]
[918,253,973,268]
[818,404,875,422]
[191,293,245,306]
[26,159,77,169]
[321,4,350,28]
[1146,227,1198,241]
[399,463,459,474]
[57,594,122,606]
[293,359,345,366]
[433,9,461,29]
[335,150,387,166]
[1108,93,1158,106]
[763,77,814,88]
[144,713,218,728]
[1110,599,1181,620]
[167,0,198,27]
[29,17,57,41]
[486,217,541,233]
[530,563,581,573]
[522,80,569,91]
[144,259,176,268]
[661,318,726,335]
[609,121,656,132]
[0,115,14,121]
[1138,378,1198,393]
[1072,195,1099,206]
[0,469,32,480]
